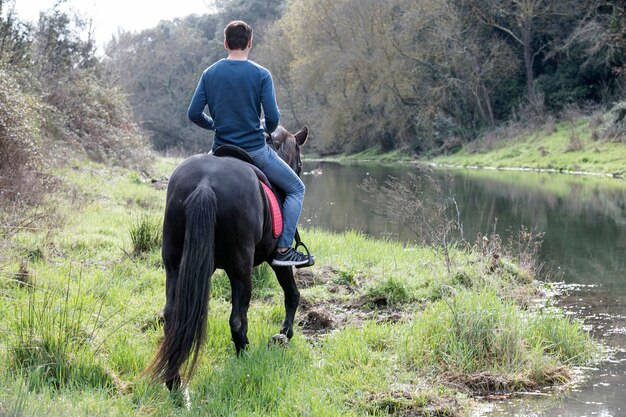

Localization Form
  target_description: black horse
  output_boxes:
[145,126,309,390]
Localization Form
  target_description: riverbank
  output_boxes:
[314,114,625,179]
[430,118,625,178]
[0,159,598,416]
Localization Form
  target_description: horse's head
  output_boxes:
[270,126,308,176]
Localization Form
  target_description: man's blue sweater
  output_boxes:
[187,58,280,152]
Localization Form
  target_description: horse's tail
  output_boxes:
[146,179,216,384]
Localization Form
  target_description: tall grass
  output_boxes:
[129,213,162,255]
[7,277,112,391]
[400,289,595,390]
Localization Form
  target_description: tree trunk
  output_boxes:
[522,21,537,105]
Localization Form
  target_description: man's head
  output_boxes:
[224,20,253,50]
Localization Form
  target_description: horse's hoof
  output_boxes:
[170,385,191,410]
[268,333,290,348]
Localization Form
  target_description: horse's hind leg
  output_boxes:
[225,261,253,354]
[271,265,300,339]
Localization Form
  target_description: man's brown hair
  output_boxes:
[224,20,252,50]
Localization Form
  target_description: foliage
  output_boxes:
[260,0,624,155]
[0,69,53,253]
[602,100,626,141]
[104,19,217,152]
[0,0,32,67]
[0,0,153,256]
[1,1,151,168]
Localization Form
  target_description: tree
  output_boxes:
[563,0,626,100]
[105,18,219,151]
[266,0,519,155]
[0,0,31,67]
[389,0,519,139]
[32,1,97,88]
[215,0,285,44]
[466,0,588,110]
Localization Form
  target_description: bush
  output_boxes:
[367,277,412,306]
[0,70,53,252]
[603,100,626,142]
[46,70,153,172]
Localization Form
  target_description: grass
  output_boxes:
[130,213,163,255]
[321,115,625,178]
[0,158,599,416]
[314,147,414,165]
[401,289,593,390]
[431,119,626,176]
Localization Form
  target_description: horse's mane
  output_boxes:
[272,127,298,165]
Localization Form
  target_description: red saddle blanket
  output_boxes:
[260,181,282,238]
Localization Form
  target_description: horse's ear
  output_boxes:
[294,126,308,146]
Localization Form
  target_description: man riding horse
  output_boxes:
[144,20,314,390]
[187,20,314,267]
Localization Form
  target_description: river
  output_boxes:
[300,161,626,417]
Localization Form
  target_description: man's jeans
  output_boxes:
[248,145,305,248]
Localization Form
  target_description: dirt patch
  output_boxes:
[300,308,334,331]
[297,294,407,339]
[364,385,462,417]
[295,268,326,288]
[442,366,570,396]
[294,264,412,339]
[149,178,168,190]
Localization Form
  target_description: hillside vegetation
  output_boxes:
[0,0,150,252]
[431,109,626,176]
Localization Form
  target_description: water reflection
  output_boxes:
[301,161,626,417]
[302,162,626,285]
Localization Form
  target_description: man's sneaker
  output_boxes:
[271,248,313,267]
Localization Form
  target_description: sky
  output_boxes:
[12,0,215,46]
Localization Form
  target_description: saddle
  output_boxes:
[213,145,283,239]
[214,144,315,268]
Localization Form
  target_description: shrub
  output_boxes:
[602,100,626,142]
[0,70,54,254]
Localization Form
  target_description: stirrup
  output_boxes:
[293,229,315,269]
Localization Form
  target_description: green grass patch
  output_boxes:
[432,119,626,176]
[319,147,414,165]
[129,213,163,255]
[0,158,599,416]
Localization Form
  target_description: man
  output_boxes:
[187,20,313,267]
